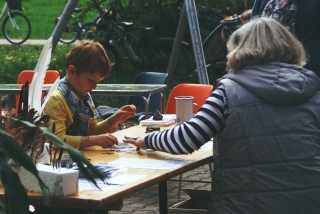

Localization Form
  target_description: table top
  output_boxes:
[0,124,213,210]
[0,84,167,96]
[93,84,167,96]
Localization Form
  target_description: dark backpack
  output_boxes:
[262,0,297,33]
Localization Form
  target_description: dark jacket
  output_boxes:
[208,62,320,214]
[251,0,320,76]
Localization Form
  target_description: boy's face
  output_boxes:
[67,65,104,97]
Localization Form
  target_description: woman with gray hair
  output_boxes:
[124,18,320,213]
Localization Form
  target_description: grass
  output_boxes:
[0,0,99,39]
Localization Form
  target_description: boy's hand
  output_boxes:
[93,134,118,148]
[107,105,136,130]
[114,105,136,122]
[119,105,136,117]
[81,134,118,148]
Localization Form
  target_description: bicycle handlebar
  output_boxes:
[91,0,104,15]
[221,20,240,26]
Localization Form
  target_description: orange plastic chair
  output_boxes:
[165,83,214,114]
[16,70,60,113]
[165,83,214,199]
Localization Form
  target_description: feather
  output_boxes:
[5,93,16,113]
[28,36,53,114]
[30,115,50,163]
[18,81,29,121]
[38,76,60,116]
[5,108,17,133]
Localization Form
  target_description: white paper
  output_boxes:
[78,174,146,190]
[107,158,192,170]
[106,174,147,185]
[78,178,119,191]
[200,140,214,149]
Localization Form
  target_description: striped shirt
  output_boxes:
[145,86,229,154]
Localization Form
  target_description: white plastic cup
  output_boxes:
[175,96,196,125]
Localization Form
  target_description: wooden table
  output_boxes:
[0,125,213,213]
[0,84,167,118]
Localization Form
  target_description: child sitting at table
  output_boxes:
[43,40,136,149]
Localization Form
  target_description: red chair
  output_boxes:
[16,70,60,113]
[165,83,214,114]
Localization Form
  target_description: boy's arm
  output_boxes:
[88,118,116,135]
[43,90,82,149]
[88,105,136,135]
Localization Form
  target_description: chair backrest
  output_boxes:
[164,83,214,114]
[126,72,168,113]
[16,70,60,112]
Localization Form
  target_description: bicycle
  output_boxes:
[202,14,241,85]
[54,0,105,44]
[0,0,31,45]
[180,12,241,86]
[79,6,193,77]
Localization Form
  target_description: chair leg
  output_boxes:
[178,174,182,199]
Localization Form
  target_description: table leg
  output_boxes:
[140,96,150,119]
[159,181,168,214]
[160,91,166,113]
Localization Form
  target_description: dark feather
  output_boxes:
[5,93,16,114]
[18,81,29,121]
[48,123,55,166]
[30,115,50,163]
[57,147,64,169]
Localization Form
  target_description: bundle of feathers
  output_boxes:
[0,36,60,165]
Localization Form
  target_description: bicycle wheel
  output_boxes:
[2,12,31,45]
[80,22,121,71]
[207,55,228,87]
[202,24,228,86]
[149,38,193,79]
[58,16,79,44]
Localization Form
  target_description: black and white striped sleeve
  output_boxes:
[144,85,228,155]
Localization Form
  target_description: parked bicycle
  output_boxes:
[62,4,193,78]
[180,12,241,86]
[0,0,31,45]
[54,0,105,44]
[55,0,192,78]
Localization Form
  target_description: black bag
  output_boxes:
[6,0,22,10]
[262,0,297,33]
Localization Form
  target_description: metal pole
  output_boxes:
[165,3,188,86]
[51,0,79,53]
[185,0,209,84]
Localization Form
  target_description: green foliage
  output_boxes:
[0,129,49,213]
[0,118,106,213]
[0,45,70,84]
[41,126,105,189]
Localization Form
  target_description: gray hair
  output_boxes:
[226,17,306,71]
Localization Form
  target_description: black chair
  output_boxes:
[97,72,168,126]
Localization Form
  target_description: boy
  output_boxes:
[43,40,136,149]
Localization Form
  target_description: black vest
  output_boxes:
[208,79,320,214]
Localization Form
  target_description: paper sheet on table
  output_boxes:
[200,140,214,149]
[78,179,119,191]
[78,174,146,190]
[107,158,192,170]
